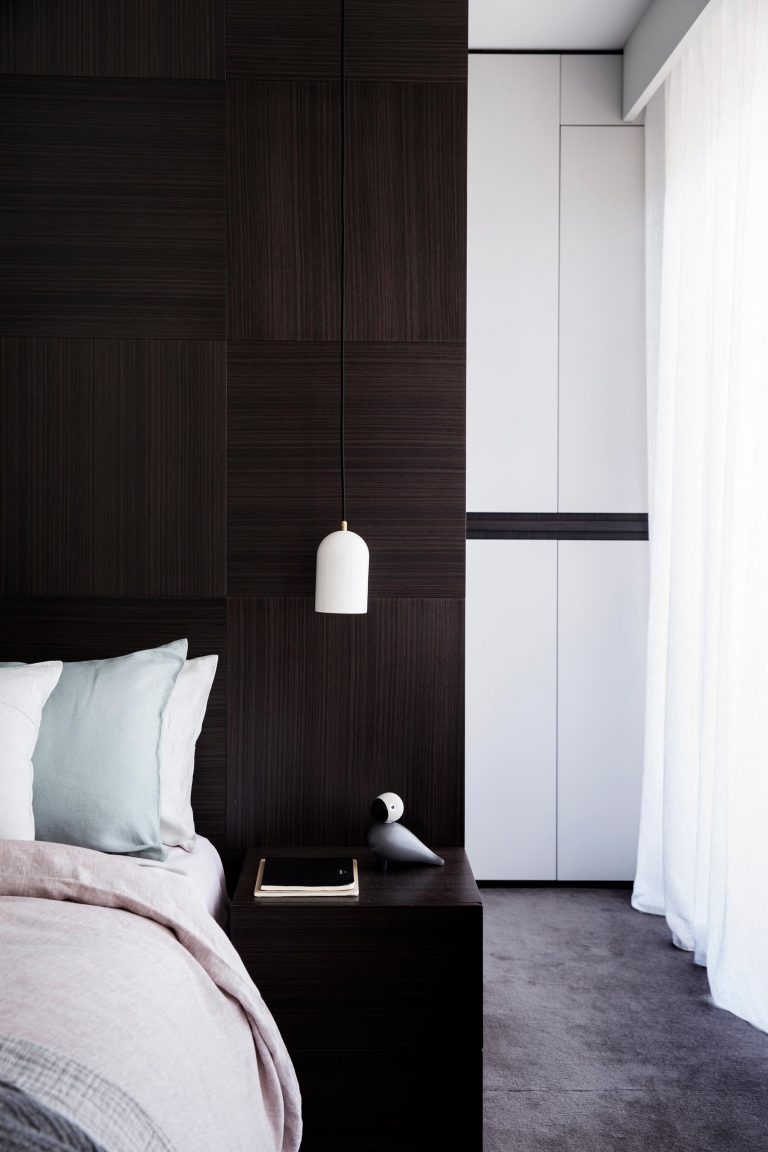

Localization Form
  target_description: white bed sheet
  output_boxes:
[156,835,230,927]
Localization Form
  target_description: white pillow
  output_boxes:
[0,661,63,840]
[159,655,218,851]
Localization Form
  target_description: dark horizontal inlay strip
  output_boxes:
[467,513,648,541]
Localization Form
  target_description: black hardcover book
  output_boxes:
[259,857,357,892]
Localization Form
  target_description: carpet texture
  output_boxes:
[483,888,768,1150]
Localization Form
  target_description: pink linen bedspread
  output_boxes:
[0,841,302,1152]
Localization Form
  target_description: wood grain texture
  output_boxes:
[227,0,340,80]
[346,343,465,595]
[227,81,340,341]
[346,0,467,82]
[227,0,467,84]
[290,1049,482,1152]
[227,343,339,593]
[235,909,479,1049]
[0,598,227,846]
[0,0,224,78]
[0,5,469,875]
[228,342,465,597]
[234,846,482,907]
[0,339,226,597]
[227,597,464,850]
[232,849,481,1050]
[0,77,225,337]
[346,82,466,342]
[232,847,482,1150]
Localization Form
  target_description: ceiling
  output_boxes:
[469,0,654,51]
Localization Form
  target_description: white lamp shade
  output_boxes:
[315,527,369,614]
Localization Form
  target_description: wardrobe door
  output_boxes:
[467,55,560,513]
[557,541,648,880]
[466,540,557,880]
[558,124,646,513]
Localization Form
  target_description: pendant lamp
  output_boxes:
[315,0,369,615]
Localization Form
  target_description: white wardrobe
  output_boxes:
[466,54,649,880]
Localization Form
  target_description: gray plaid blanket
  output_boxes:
[0,1037,176,1152]
[0,1080,107,1151]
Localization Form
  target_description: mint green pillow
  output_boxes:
[31,640,187,861]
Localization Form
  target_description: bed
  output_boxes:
[0,839,301,1152]
[156,834,231,927]
[0,648,302,1152]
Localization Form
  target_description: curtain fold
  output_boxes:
[633,0,768,1032]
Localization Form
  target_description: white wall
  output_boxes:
[466,55,649,880]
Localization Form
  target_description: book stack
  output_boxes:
[254,856,359,898]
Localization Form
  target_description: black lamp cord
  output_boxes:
[339,0,347,526]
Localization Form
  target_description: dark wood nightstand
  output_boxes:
[231,847,483,1152]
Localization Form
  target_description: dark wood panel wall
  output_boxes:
[0,0,467,853]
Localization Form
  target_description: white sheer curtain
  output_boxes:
[633,0,768,1033]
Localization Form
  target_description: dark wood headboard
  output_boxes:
[0,1,467,859]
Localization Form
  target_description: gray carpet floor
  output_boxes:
[483,888,768,1151]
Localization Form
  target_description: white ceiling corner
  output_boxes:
[469,0,654,52]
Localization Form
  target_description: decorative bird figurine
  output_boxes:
[367,792,445,868]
